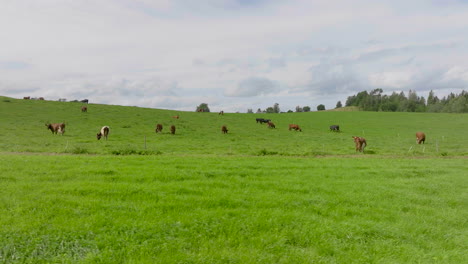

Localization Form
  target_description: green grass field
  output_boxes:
[0,96,467,263]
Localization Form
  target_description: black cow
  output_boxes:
[81,99,89,104]
[330,125,340,132]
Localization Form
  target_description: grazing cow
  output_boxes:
[155,124,163,133]
[256,118,265,123]
[267,121,276,128]
[330,125,340,132]
[45,123,65,135]
[172,115,179,119]
[81,99,89,104]
[23,96,30,100]
[81,106,87,112]
[170,125,176,134]
[352,136,367,152]
[416,132,426,144]
[289,124,302,131]
[39,97,44,100]
[197,108,204,112]
[219,111,224,115]
[97,126,110,140]
[256,118,271,124]
[221,125,228,134]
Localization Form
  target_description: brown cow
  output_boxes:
[155,124,163,133]
[46,123,65,135]
[97,126,109,140]
[416,132,426,144]
[81,106,87,112]
[267,121,276,128]
[288,124,302,131]
[219,111,224,115]
[221,125,228,134]
[23,96,30,100]
[172,115,179,119]
[197,109,204,112]
[39,97,44,100]
[352,136,367,152]
[170,125,176,134]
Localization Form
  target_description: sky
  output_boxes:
[1,0,468,113]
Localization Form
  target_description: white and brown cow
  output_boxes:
[97,126,110,140]
[352,136,367,152]
[46,123,65,135]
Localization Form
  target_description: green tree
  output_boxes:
[317,104,326,111]
[335,101,342,108]
[196,103,210,112]
[303,106,311,112]
[273,103,280,113]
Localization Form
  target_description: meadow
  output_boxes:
[0,96,467,263]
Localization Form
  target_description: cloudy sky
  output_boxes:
[1,0,468,112]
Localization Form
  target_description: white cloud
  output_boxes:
[1,0,468,112]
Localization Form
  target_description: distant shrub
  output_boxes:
[257,149,278,156]
[111,149,162,155]
[2,99,11,102]
[65,147,90,154]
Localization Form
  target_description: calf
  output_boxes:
[155,124,163,133]
[330,125,340,132]
[289,124,302,131]
[267,121,276,128]
[170,125,176,134]
[416,132,426,144]
[81,106,87,112]
[352,136,367,152]
[221,125,228,134]
[46,123,65,135]
[97,126,110,140]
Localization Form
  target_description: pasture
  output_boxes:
[0,96,467,263]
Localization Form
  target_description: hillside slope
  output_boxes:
[1,96,467,157]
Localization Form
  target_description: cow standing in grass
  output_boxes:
[81,106,87,112]
[46,123,65,135]
[289,124,302,131]
[97,126,110,140]
[155,124,163,133]
[221,125,228,134]
[170,125,176,134]
[330,125,340,132]
[416,132,426,144]
[352,136,367,152]
[267,121,276,128]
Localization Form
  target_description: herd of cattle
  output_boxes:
[44,106,427,153]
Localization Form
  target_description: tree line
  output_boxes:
[345,89,468,113]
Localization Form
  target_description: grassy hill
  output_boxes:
[1,95,467,263]
[1,96,467,157]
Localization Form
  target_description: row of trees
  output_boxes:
[247,103,326,113]
[196,89,467,113]
[345,89,468,113]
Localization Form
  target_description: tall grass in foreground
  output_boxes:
[1,154,466,263]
